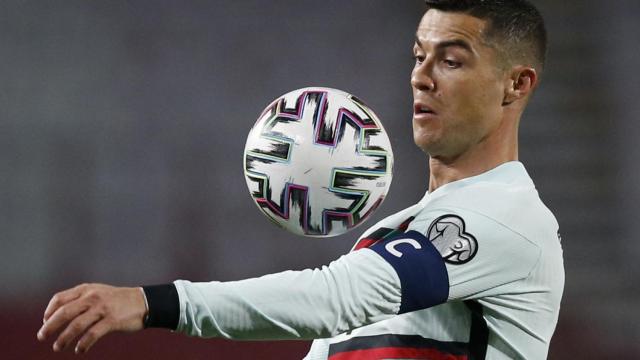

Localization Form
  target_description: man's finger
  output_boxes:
[43,284,86,322]
[52,310,101,352]
[74,319,112,354]
[38,300,89,341]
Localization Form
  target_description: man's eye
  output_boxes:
[412,55,425,64]
[444,59,461,68]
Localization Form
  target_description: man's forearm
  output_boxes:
[145,249,402,340]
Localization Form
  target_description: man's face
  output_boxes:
[411,10,508,158]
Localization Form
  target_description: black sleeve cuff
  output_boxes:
[142,284,180,330]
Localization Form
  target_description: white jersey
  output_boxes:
[173,162,564,359]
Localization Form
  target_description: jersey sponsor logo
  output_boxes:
[427,214,478,264]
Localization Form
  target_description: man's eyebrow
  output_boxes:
[436,39,473,53]
[414,35,474,53]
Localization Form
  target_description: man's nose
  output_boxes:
[411,63,435,91]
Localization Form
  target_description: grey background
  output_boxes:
[1,0,639,358]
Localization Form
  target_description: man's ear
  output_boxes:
[502,66,538,106]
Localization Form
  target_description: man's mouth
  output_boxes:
[414,103,436,116]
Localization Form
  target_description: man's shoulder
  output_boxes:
[426,179,557,241]
[387,186,557,268]
[356,163,560,252]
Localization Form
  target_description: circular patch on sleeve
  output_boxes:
[427,214,478,264]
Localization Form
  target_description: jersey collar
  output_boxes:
[421,161,534,203]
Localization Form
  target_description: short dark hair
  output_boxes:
[424,0,547,71]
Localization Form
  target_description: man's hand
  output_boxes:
[37,283,148,354]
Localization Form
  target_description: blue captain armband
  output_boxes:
[368,230,449,314]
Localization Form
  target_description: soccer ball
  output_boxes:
[243,87,394,237]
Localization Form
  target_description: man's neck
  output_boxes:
[428,130,518,192]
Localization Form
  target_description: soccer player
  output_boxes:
[37,0,564,358]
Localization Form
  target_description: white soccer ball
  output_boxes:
[243,87,394,237]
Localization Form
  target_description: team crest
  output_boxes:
[427,214,478,264]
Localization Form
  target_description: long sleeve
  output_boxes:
[174,249,402,340]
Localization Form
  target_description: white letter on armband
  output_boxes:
[385,239,422,258]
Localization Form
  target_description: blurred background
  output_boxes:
[1,0,638,358]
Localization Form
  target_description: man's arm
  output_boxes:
[172,250,405,339]
[36,249,406,353]
[36,229,454,353]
